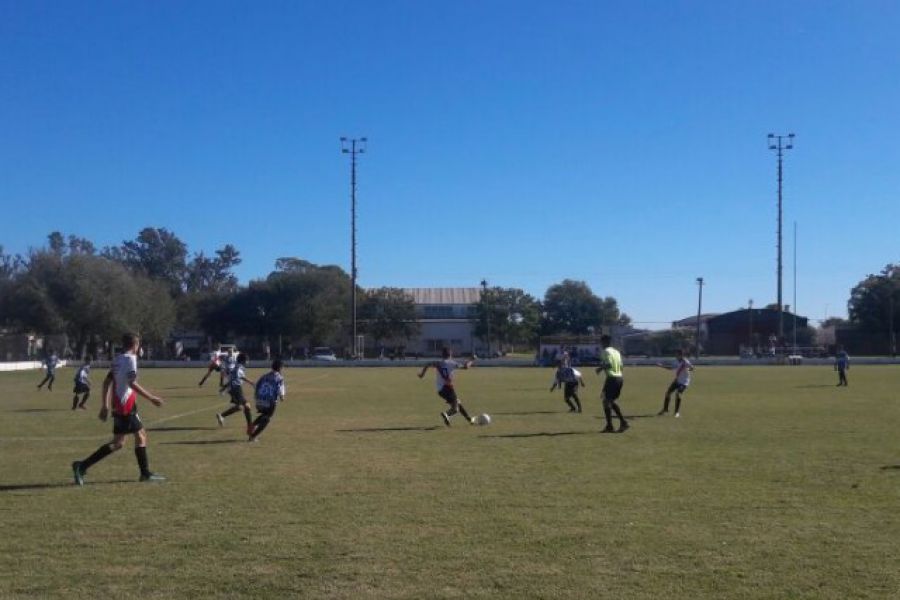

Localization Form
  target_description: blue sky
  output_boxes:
[2,1,899,328]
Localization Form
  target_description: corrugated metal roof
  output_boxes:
[401,288,482,305]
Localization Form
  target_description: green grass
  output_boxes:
[1,365,898,599]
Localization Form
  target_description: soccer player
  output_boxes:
[418,347,475,426]
[656,349,694,417]
[595,334,628,433]
[550,355,585,413]
[215,352,256,434]
[197,349,222,387]
[248,359,286,442]
[835,346,850,386]
[71,357,92,410]
[36,351,59,391]
[71,333,165,485]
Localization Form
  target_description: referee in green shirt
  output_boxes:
[595,334,628,433]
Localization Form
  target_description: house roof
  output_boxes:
[401,288,482,305]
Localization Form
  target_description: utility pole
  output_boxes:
[768,132,795,342]
[748,298,754,353]
[481,279,490,358]
[341,136,367,358]
[792,221,798,353]
[695,277,704,359]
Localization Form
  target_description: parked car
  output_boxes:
[311,347,337,361]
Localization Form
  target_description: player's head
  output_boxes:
[600,334,612,348]
[441,347,451,359]
[122,333,140,353]
[237,352,248,365]
[271,359,283,372]
[84,356,93,365]
[675,348,684,359]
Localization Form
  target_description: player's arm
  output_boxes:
[417,363,432,378]
[131,378,164,407]
[99,370,114,421]
[462,360,474,369]
[655,362,672,370]
[241,376,256,387]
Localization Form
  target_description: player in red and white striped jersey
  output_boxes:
[71,333,166,485]
[418,347,476,426]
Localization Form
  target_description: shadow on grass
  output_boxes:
[0,479,133,492]
[588,413,656,420]
[491,410,560,416]
[160,439,243,445]
[147,426,218,432]
[11,408,68,413]
[880,465,900,470]
[481,431,595,439]
[795,384,838,389]
[337,426,440,433]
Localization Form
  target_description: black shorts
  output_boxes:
[438,386,458,404]
[666,381,687,395]
[113,411,144,435]
[229,387,247,405]
[255,404,277,418]
[73,382,90,394]
[602,377,624,401]
[563,381,579,399]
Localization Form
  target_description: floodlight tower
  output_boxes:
[768,132,795,342]
[341,136,367,358]
[695,277,704,359]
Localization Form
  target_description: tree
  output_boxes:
[184,244,242,294]
[848,264,900,333]
[359,288,419,346]
[117,227,189,296]
[540,280,627,335]
[474,287,541,351]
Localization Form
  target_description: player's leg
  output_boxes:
[47,373,55,391]
[659,382,676,415]
[198,367,213,386]
[134,427,164,482]
[570,389,582,413]
[73,434,126,485]
[608,379,628,432]
[78,389,90,408]
[249,407,275,441]
[37,373,50,389]
[673,387,683,417]
[455,400,473,423]
[72,391,80,410]
[601,397,615,432]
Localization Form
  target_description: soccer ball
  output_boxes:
[474,413,492,426]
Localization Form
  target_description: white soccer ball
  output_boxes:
[474,413,491,426]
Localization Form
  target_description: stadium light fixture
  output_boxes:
[768,132,795,342]
[341,136,368,358]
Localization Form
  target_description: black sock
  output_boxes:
[251,415,270,439]
[72,396,79,409]
[221,405,240,418]
[663,395,671,411]
[564,397,576,411]
[611,402,626,425]
[674,395,682,414]
[135,446,150,477]
[79,392,90,407]
[243,406,252,425]
[458,404,472,421]
[82,443,115,472]
[603,404,613,427]
[572,393,581,412]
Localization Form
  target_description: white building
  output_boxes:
[397,288,484,357]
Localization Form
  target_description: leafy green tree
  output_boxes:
[474,287,541,351]
[117,227,189,296]
[540,279,628,335]
[359,288,419,346]
[184,244,242,294]
[848,264,900,333]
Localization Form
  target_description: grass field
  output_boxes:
[1,364,898,599]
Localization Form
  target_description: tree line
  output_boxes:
[0,230,634,358]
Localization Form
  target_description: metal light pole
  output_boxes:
[748,298,754,352]
[768,132,795,342]
[480,279,490,358]
[792,220,798,353]
[695,277,704,359]
[341,136,367,358]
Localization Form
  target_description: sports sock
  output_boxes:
[565,397,576,411]
[221,405,240,418]
[457,404,472,421]
[663,395,671,412]
[602,403,613,427]
[82,443,115,472]
[611,402,626,425]
[572,394,582,412]
[674,395,682,414]
[79,391,90,407]
[72,395,79,409]
[251,415,270,439]
[242,406,252,425]
[135,446,150,477]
